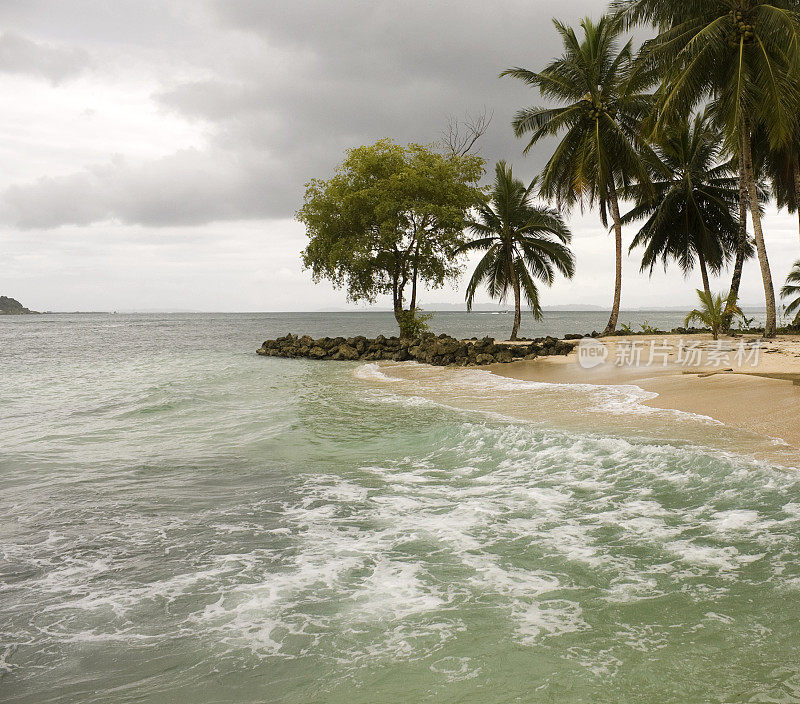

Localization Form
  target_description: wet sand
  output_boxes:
[490,334,800,448]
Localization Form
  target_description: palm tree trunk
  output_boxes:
[794,161,800,249]
[507,243,521,340]
[723,149,748,333]
[511,283,522,341]
[698,252,711,299]
[602,184,624,336]
[742,121,777,337]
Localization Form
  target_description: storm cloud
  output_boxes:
[0,31,91,84]
[1,0,796,313]
[0,0,602,229]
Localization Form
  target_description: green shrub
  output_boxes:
[397,309,434,338]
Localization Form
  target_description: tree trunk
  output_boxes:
[507,242,521,340]
[511,283,522,341]
[742,122,777,337]
[392,270,408,338]
[698,252,711,299]
[794,161,800,249]
[602,185,624,336]
[393,298,406,338]
[723,148,748,333]
[409,244,420,311]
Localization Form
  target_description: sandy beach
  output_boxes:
[490,333,800,448]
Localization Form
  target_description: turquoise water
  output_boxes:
[1,313,798,703]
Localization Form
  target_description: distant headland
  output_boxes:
[0,296,39,315]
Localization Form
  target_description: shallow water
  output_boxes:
[1,313,798,703]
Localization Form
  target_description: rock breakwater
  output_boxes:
[257,333,573,366]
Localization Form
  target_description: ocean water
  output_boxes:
[1,312,798,704]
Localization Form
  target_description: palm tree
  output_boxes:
[460,161,575,340]
[781,260,800,324]
[623,111,748,298]
[761,133,800,249]
[501,15,656,336]
[612,0,800,337]
[685,289,743,340]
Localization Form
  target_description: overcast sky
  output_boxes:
[1,0,798,312]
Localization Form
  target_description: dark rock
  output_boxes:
[337,344,359,361]
[257,332,576,367]
[433,339,460,356]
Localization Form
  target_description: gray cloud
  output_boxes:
[1,150,301,228]
[1,0,606,229]
[0,31,91,84]
[2,0,797,313]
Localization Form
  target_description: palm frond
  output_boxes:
[461,162,575,320]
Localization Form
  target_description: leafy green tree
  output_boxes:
[459,161,575,340]
[612,0,800,337]
[501,15,656,336]
[685,289,744,340]
[298,139,484,338]
[623,111,748,298]
[780,260,800,323]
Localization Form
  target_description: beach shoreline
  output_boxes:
[489,333,800,449]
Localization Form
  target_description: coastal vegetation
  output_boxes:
[295,2,800,342]
[0,296,37,315]
[780,260,800,323]
[685,290,744,341]
[502,16,655,336]
[459,162,575,340]
[611,0,800,337]
[623,111,748,299]
[298,140,484,338]
[762,128,800,247]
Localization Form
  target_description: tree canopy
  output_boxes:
[298,139,484,336]
[501,15,656,335]
[460,161,574,340]
[623,111,747,295]
[612,0,800,336]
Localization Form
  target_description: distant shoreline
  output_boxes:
[0,308,771,315]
